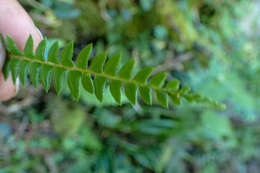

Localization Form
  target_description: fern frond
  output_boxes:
[1,35,226,110]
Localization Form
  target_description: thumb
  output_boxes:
[0,0,43,101]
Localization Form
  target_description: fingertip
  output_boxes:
[0,0,42,102]
[0,74,17,101]
[0,0,43,50]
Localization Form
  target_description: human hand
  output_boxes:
[0,0,42,101]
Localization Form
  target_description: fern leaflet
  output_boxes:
[1,35,225,110]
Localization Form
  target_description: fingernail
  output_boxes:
[0,40,6,69]
[35,27,43,40]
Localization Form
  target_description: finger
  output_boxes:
[0,0,43,101]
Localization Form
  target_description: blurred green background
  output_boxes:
[1,0,260,172]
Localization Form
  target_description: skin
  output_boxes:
[0,0,42,101]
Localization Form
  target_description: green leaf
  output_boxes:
[6,35,23,56]
[118,59,135,79]
[82,73,94,94]
[67,71,81,100]
[18,61,29,85]
[24,35,34,58]
[35,39,47,61]
[166,79,180,91]
[48,41,59,64]
[157,91,168,108]
[3,59,11,80]
[110,80,122,104]
[104,53,121,76]
[191,93,202,102]
[29,62,41,88]
[94,76,106,102]
[183,94,193,103]
[61,41,74,67]
[134,67,153,84]
[170,94,181,105]
[180,86,191,94]
[9,58,20,84]
[150,72,167,88]
[53,68,66,95]
[125,83,137,105]
[140,87,152,105]
[76,43,92,69]
[41,65,53,92]
[0,34,8,52]
[3,35,224,110]
[90,52,107,73]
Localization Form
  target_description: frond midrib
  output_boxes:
[9,54,180,97]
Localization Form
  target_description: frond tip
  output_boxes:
[1,35,226,110]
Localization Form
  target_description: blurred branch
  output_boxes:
[14,117,28,140]
[153,52,193,74]
[45,155,58,173]
[31,13,61,27]
[99,0,112,21]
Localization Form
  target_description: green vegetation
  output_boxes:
[2,35,223,109]
[0,0,260,172]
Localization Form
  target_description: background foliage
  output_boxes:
[1,0,260,172]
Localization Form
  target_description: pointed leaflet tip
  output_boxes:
[76,43,92,69]
[150,72,167,88]
[48,41,59,64]
[6,35,23,56]
[35,39,47,61]
[89,52,107,73]
[134,67,153,84]
[104,53,121,76]
[61,41,74,67]
[24,35,34,58]
[166,79,180,91]
[118,58,135,79]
